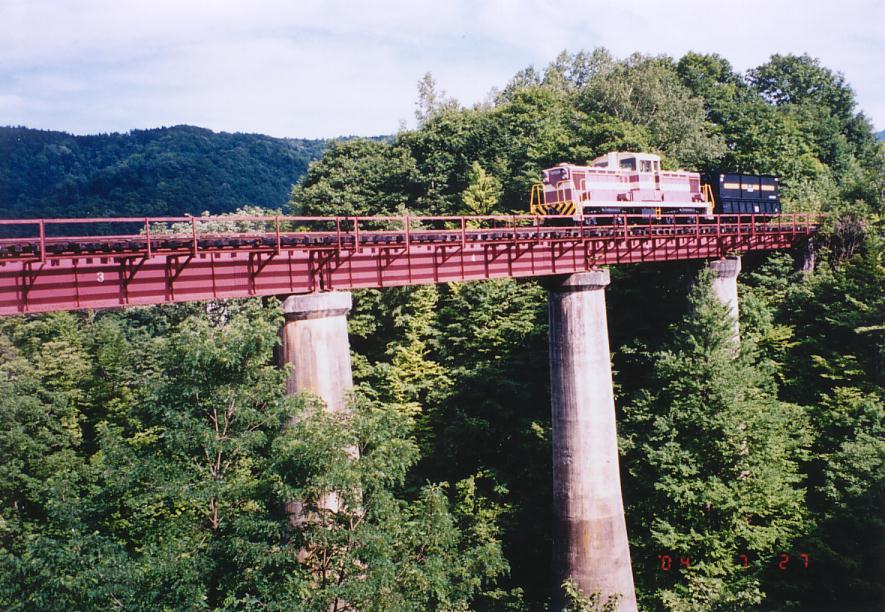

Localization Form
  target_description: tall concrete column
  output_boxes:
[279,291,355,524]
[547,270,637,611]
[707,257,741,341]
[801,237,816,275]
[279,291,353,412]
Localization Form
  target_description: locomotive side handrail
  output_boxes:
[530,184,546,215]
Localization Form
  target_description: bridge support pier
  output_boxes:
[707,257,741,341]
[801,237,816,275]
[279,291,354,412]
[547,270,637,611]
[278,291,355,521]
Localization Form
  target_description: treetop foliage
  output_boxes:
[292,49,883,220]
[0,301,507,610]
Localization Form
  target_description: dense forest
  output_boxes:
[0,125,327,218]
[0,50,883,611]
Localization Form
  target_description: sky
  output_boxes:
[1,0,883,139]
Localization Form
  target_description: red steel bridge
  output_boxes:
[0,213,819,315]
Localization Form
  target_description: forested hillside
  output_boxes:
[0,125,327,218]
[1,51,882,611]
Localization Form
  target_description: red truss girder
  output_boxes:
[0,214,819,315]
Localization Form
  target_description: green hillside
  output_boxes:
[0,125,327,219]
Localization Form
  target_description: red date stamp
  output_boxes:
[657,552,810,571]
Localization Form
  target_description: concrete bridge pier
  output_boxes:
[278,291,355,519]
[279,291,354,412]
[801,237,816,275]
[547,270,638,611]
[707,257,741,341]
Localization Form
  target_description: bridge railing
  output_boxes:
[0,213,822,262]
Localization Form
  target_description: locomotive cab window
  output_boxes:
[619,158,636,170]
[640,160,652,173]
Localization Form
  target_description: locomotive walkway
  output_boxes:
[0,212,818,315]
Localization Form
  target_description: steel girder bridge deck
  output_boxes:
[0,213,819,315]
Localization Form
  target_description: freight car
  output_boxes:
[701,172,780,215]
[530,151,780,221]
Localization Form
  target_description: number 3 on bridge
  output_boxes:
[96,272,104,283]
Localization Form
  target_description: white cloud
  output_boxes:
[1,0,882,137]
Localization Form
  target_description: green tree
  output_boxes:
[398,106,501,214]
[766,232,885,608]
[620,272,810,610]
[747,53,881,197]
[675,52,744,121]
[0,301,508,609]
[578,53,726,168]
[781,231,884,402]
[748,54,855,121]
[490,86,577,209]
[372,285,452,412]
[273,391,507,611]
[290,139,419,217]
[541,49,616,96]
[496,66,542,103]
[415,72,459,127]
[462,161,503,215]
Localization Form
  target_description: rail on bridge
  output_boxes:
[0,213,819,315]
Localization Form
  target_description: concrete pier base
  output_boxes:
[707,257,741,341]
[547,270,637,611]
[279,291,354,412]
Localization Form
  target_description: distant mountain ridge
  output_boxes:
[0,125,328,219]
[877,129,885,141]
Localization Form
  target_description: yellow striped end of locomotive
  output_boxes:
[530,183,576,216]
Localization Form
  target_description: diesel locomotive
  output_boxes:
[530,151,780,221]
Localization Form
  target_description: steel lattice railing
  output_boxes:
[0,213,820,315]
